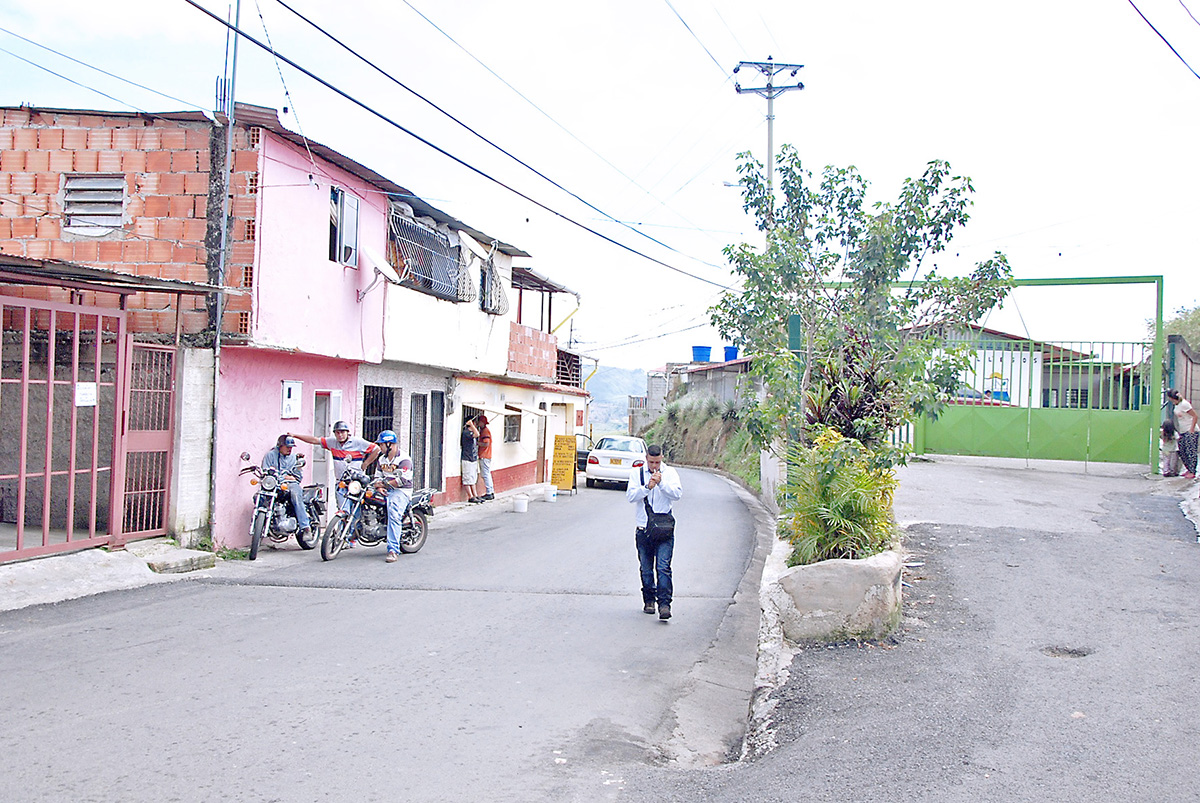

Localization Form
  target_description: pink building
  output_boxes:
[0,103,588,562]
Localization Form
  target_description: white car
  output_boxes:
[585,436,648,488]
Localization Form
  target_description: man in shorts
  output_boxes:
[462,417,483,504]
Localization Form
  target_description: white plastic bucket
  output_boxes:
[544,487,557,503]
[513,495,529,513]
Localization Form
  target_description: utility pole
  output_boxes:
[733,57,805,206]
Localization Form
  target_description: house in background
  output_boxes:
[0,102,589,559]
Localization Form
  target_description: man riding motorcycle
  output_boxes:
[261,434,310,542]
[361,429,414,563]
[289,420,378,521]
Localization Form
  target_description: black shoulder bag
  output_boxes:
[640,466,676,543]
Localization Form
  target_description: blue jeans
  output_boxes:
[636,529,674,606]
[479,457,494,495]
[288,483,310,531]
[385,487,410,555]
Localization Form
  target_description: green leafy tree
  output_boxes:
[1153,304,1200,349]
[711,146,1013,463]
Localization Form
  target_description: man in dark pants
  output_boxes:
[626,444,683,620]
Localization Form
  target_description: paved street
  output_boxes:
[0,468,762,803]
[652,458,1200,802]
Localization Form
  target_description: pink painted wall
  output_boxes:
[214,346,359,549]
[252,134,387,363]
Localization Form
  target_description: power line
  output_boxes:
[272,0,729,273]
[0,25,209,111]
[1126,0,1200,81]
[183,0,734,289]
[0,45,151,113]
[587,322,710,352]
[663,0,730,78]
[393,0,735,259]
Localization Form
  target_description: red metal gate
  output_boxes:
[114,343,176,542]
[1,295,126,561]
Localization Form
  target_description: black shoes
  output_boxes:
[468,497,484,504]
[483,493,495,501]
[643,603,656,615]
[658,604,671,620]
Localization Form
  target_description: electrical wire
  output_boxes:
[270,0,730,273]
[252,0,318,171]
[182,0,735,290]
[0,26,209,111]
[663,0,731,79]
[587,322,711,352]
[0,45,151,113]
[1126,0,1200,81]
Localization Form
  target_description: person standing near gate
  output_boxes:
[1167,389,1199,479]
[626,444,682,620]
[477,414,495,501]
[461,417,483,504]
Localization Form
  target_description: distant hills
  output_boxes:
[584,365,647,437]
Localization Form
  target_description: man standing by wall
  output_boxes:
[462,417,483,504]
[626,444,682,620]
[477,414,495,501]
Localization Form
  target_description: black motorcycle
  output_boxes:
[238,451,325,560]
[321,467,433,561]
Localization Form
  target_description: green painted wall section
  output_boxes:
[924,405,1154,465]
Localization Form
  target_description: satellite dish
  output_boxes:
[363,246,403,284]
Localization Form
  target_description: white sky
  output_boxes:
[2,0,1197,369]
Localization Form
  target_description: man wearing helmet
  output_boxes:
[289,421,378,485]
[262,434,311,541]
[362,430,414,563]
[290,422,378,538]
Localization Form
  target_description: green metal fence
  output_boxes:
[919,338,1156,465]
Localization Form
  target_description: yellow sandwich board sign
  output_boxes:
[551,434,577,492]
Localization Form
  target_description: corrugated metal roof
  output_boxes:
[0,254,227,295]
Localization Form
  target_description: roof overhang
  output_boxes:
[0,254,229,296]
[510,264,578,298]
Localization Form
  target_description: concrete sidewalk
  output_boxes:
[0,480,561,613]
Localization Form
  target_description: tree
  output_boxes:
[1155,304,1200,349]
[711,146,1013,464]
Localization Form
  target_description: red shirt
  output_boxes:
[478,425,492,459]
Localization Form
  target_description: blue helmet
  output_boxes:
[376,430,397,444]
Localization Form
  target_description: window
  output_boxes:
[387,209,464,302]
[480,256,510,315]
[63,174,125,234]
[504,414,521,443]
[362,385,396,442]
[329,187,359,266]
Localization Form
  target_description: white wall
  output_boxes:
[169,347,214,547]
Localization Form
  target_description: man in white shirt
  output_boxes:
[626,444,683,620]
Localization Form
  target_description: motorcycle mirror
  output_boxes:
[239,451,251,461]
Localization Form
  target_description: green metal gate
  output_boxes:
[919,337,1156,465]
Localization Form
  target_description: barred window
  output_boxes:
[503,414,521,443]
[480,257,510,316]
[63,174,125,234]
[387,209,465,302]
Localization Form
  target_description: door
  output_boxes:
[313,392,331,487]
[429,391,444,491]
[409,393,428,490]
[116,342,176,543]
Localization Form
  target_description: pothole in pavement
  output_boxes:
[1040,645,1093,658]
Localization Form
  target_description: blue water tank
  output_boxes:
[724,346,739,362]
[691,346,712,362]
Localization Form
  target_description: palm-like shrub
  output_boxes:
[780,428,897,566]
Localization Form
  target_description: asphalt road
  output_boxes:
[0,468,761,803]
[645,458,1200,802]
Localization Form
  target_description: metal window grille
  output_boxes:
[63,174,124,232]
[480,257,510,316]
[409,394,428,490]
[503,414,521,443]
[387,210,463,302]
[555,350,581,387]
[362,385,395,442]
[429,391,445,491]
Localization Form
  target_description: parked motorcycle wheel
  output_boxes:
[321,517,347,561]
[296,521,319,550]
[249,510,267,561]
[399,509,428,554]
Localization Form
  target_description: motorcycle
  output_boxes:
[321,467,433,561]
[238,451,326,560]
